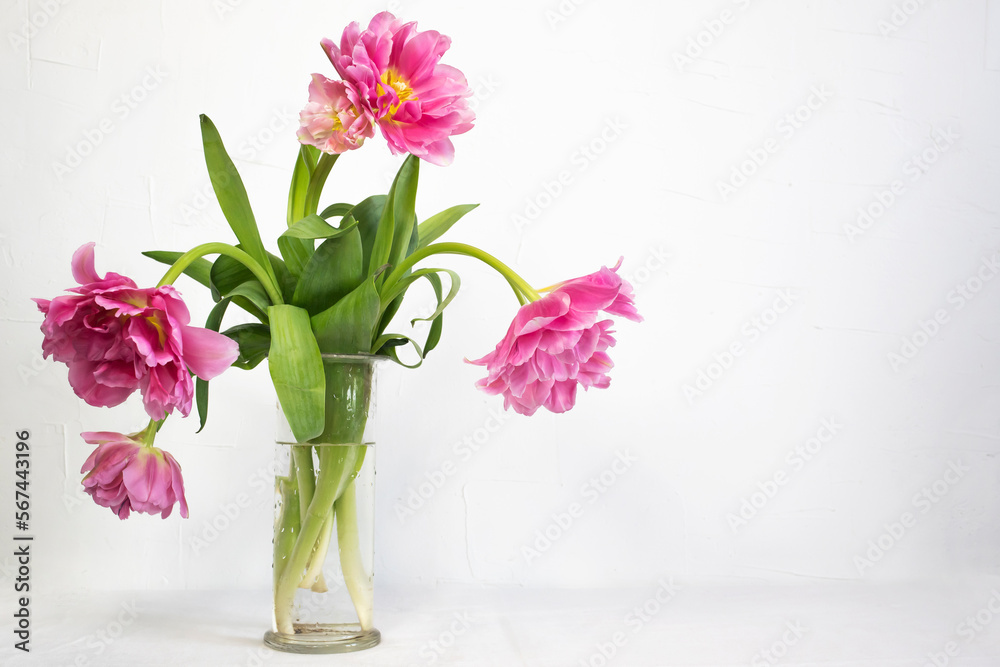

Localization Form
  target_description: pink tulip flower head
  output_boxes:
[80,430,189,520]
[319,12,475,165]
[297,74,375,154]
[33,243,239,420]
[468,259,642,416]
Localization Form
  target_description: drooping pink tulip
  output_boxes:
[297,74,375,154]
[468,259,642,416]
[33,243,239,420]
[318,12,475,166]
[80,431,189,520]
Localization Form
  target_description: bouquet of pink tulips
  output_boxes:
[34,11,641,641]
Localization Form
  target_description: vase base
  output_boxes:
[263,625,381,654]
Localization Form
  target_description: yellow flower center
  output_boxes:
[378,69,418,118]
[146,313,168,347]
[116,294,166,347]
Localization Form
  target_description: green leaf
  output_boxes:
[205,297,231,334]
[228,281,271,316]
[377,268,459,360]
[416,204,479,250]
[425,309,444,355]
[369,185,395,280]
[287,144,317,224]
[268,304,326,442]
[283,147,317,277]
[195,377,209,433]
[388,155,420,273]
[372,332,425,369]
[199,114,278,288]
[378,211,421,336]
[345,195,387,277]
[418,272,445,356]
[208,249,285,320]
[377,179,424,337]
[142,251,212,289]
[277,235,314,281]
[231,296,268,324]
[310,277,381,355]
[210,253,254,301]
[381,267,461,317]
[267,251,296,305]
[320,203,354,219]
[304,153,338,215]
[409,270,460,328]
[281,214,359,240]
[196,298,232,433]
[292,227,365,316]
[223,323,271,370]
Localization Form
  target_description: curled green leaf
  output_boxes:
[268,304,326,442]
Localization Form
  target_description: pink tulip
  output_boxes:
[297,74,375,154]
[468,259,642,416]
[318,12,475,166]
[80,431,189,520]
[33,243,239,420]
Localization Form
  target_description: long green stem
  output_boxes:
[135,419,162,447]
[300,509,334,591]
[302,445,364,592]
[272,473,300,589]
[335,479,372,631]
[273,445,347,634]
[291,446,332,591]
[156,242,284,305]
[304,153,338,216]
[291,447,316,529]
[272,360,375,635]
[382,242,540,303]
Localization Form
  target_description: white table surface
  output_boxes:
[4,579,1000,666]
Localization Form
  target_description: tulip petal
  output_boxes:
[37,244,234,418]
[469,261,640,415]
[307,12,474,162]
[76,431,188,520]
[68,362,135,408]
[71,243,101,285]
[180,326,239,380]
[165,453,189,519]
[121,449,158,504]
[545,381,577,413]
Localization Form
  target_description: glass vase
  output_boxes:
[264,354,381,653]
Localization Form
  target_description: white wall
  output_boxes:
[2,0,999,593]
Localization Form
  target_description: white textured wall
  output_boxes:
[2,0,999,594]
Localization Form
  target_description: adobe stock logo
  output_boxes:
[579,579,679,667]
[751,621,807,667]
[545,0,592,29]
[853,460,969,575]
[843,127,959,243]
[683,290,798,403]
[877,0,933,36]
[727,418,842,533]
[413,612,476,666]
[511,117,628,232]
[923,589,1000,667]
[672,0,757,72]
[52,65,169,179]
[716,86,833,201]
[888,250,1000,372]
[7,0,68,50]
[520,450,638,564]
[393,407,514,524]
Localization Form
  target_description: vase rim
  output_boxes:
[320,353,384,364]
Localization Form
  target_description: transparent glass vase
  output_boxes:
[264,354,381,654]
